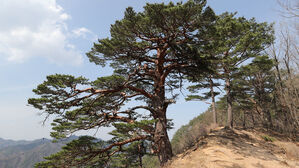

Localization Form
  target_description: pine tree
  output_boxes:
[186,74,221,124]
[28,0,216,166]
[231,55,275,128]
[211,13,274,128]
[244,56,275,128]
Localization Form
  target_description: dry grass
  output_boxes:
[172,123,219,155]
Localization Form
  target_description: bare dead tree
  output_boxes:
[277,0,299,18]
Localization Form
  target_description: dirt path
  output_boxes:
[166,128,299,168]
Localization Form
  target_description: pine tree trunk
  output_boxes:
[138,141,143,168]
[209,77,217,124]
[138,154,143,168]
[154,115,173,166]
[266,109,273,129]
[225,78,233,128]
[243,111,246,128]
[212,95,217,124]
[152,49,173,166]
[251,110,255,127]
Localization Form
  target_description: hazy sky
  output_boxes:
[0,0,280,140]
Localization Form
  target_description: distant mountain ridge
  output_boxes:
[0,136,78,168]
[0,138,32,150]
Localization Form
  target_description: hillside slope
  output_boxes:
[166,128,299,168]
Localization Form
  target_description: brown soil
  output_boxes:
[166,127,299,168]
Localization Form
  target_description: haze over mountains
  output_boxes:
[0,136,77,168]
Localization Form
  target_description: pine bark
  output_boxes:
[152,49,173,166]
[151,97,173,165]
[225,77,233,128]
[154,115,173,166]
